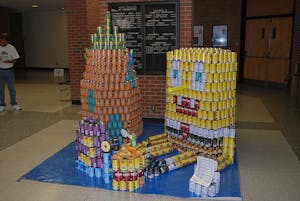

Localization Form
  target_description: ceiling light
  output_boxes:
[31,4,39,8]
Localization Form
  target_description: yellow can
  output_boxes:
[167,60,171,68]
[82,136,86,147]
[86,156,91,166]
[212,102,217,111]
[221,63,226,72]
[208,111,214,121]
[205,101,210,111]
[207,120,212,129]
[119,180,126,191]
[202,111,208,120]
[112,179,119,190]
[204,63,210,72]
[216,63,222,73]
[202,92,207,101]
[207,73,213,83]
[218,82,223,92]
[204,53,212,63]
[112,158,119,171]
[212,53,218,64]
[213,92,219,102]
[214,73,220,83]
[134,178,140,189]
[210,63,216,73]
[232,52,237,62]
[205,83,211,92]
[89,147,96,157]
[212,121,218,130]
[134,157,140,170]
[120,158,128,172]
[211,83,217,92]
[128,180,134,192]
[219,73,224,82]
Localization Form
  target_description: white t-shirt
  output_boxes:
[0,44,20,69]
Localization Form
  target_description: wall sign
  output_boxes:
[109,1,179,74]
[110,4,143,70]
[193,25,204,47]
[212,25,227,47]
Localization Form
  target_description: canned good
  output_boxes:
[119,180,126,191]
[120,158,128,172]
[112,179,119,190]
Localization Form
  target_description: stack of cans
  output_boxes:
[80,12,143,136]
[165,48,237,170]
[90,11,126,50]
[145,151,196,178]
[111,145,146,192]
[107,114,123,148]
[75,117,108,178]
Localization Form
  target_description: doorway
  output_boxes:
[244,17,293,87]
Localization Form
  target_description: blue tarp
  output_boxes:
[21,123,241,198]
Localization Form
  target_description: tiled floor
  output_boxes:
[0,69,299,201]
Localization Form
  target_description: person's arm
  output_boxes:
[3,58,19,64]
[3,45,20,64]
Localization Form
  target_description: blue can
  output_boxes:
[79,161,84,171]
[88,167,95,177]
[103,153,111,163]
[110,114,115,122]
[95,168,102,178]
[75,160,80,169]
[103,173,111,184]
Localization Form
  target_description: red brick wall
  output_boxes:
[193,0,241,54]
[67,0,192,118]
[87,0,100,34]
[66,0,89,101]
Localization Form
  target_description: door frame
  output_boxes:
[240,0,295,87]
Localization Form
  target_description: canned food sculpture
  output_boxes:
[75,117,111,181]
[80,11,143,136]
[165,48,237,170]
[111,144,146,191]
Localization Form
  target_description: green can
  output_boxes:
[131,135,137,147]
[97,26,103,35]
[113,26,118,35]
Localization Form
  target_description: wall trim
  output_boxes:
[247,13,293,20]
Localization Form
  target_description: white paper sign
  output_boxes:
[190,156,217,187]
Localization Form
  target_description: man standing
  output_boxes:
[0,33,21,112]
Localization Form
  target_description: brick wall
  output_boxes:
[87,0,100,34]
[67,0,192,118]
[66,0,89,101]
[193,0,241,54]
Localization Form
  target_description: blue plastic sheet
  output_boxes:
[21,123,241,198]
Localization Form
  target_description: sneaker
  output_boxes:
[0,106,5,112]
[12,105,22,111]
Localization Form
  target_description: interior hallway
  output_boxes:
[0,69,299,201]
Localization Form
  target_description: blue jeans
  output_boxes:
[0,68,17,106]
